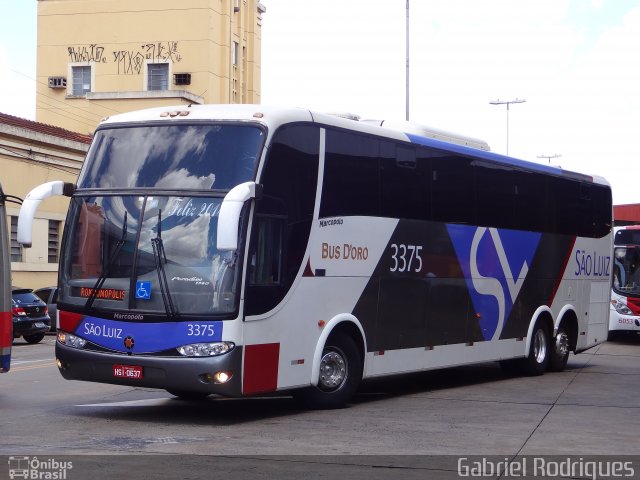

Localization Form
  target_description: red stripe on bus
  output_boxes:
[242,343,280,395]
[0,311,11,348]
[548,236,577,307]
[626,297,640,315]
[59,310,85,333]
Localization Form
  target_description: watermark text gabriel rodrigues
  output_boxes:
[8,456,73,479]
[457,457,635,479]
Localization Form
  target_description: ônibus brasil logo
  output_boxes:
[8,456,73,479]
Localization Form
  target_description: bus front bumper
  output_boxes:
[55,342,244,397]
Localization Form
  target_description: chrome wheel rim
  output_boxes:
[555,331,569,357]
[533,328,548,364]
[318,348,347,391]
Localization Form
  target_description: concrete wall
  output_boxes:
[0,121,88,289]
[36,0,265,133]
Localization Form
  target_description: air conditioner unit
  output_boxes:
[174,73,192,86]
[48,76,67,89]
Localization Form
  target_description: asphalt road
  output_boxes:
[1,333,639,479]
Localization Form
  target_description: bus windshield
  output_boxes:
[77,124,264,190]
[612,245,640,297]
[60,194,240,318]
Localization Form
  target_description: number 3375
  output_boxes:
[389,244,423,273]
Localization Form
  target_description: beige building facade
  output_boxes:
[0,113,91,289]
[36,0,266,134]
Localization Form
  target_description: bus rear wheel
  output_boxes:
[294,332,362,409]
[548,326,570,372]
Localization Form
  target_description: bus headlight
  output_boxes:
[177,342,235,357]
[57,331,87,349]
[612,300,633,316]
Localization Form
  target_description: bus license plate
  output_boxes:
[113,364,143,380]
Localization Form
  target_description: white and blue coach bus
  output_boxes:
[18,105,612,408]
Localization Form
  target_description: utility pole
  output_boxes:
[405,0,410,121]
[537,154,562,165]
[489,98,526,155]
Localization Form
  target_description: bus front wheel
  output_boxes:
[294,332,362,409]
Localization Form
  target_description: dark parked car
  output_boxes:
[34,287,58,333]
[12,287,51,344]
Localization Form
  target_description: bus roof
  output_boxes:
[98,104,607,186]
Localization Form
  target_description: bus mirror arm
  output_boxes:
[217,181,260,251]
[17,181,76,247]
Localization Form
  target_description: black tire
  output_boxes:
[524,322,550,376]
[294,332,362,409]
[548,326,570,372]
[24,333,45,344]
[166,390,210,400]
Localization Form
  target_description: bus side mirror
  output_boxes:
[18,181,75,247]
[217,182,260,251]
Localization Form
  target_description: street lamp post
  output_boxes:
[537,154,561,165]
[489,98,526,155]
[405,0,410,121]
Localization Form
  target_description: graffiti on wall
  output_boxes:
[68,44,107,63]
[67,42,182,75]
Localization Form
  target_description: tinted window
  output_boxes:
[475,161,514,228]
[246,124,320,315]
[320,129,379,218]
[615,228,640,245]
[12,291,41,304]
[78,124,264,190]
[380,141,431,220]
[514,171,550,233]
[431,154,475,225]
[35,289,51,303]
[592,184,612,238]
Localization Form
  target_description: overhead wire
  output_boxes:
[10,68,120,131]
[0,145,84,176]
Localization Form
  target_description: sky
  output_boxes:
[1,0,640,204]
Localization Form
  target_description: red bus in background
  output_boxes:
[610,226,640,338]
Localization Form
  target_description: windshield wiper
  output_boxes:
[151,209,178,320]
[85,212,128,310]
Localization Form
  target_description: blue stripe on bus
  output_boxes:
[75,316,223,354]
[405,133,589,180]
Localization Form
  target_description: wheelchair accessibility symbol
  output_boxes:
[136,281,152,300]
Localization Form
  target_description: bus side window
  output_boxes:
[380,141,431,221]
[431,154,474,225]
[475,161,515,229]
[245,124,319,316]
[249,215,285,286]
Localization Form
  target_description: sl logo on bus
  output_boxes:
[448,225,541,341]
